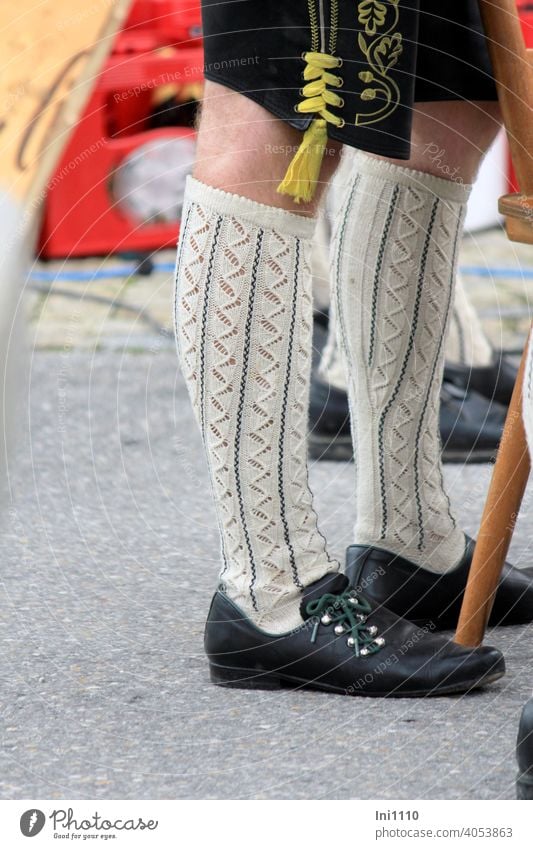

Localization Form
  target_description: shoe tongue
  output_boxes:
[299,572,349,620]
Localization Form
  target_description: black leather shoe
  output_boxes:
[205,572,505,697]
[345,537,533,630]
[444,352,518,408]
[308,376,506,464]
[517,699,533,799]
[308,378,351,461]
[439,382,506,462]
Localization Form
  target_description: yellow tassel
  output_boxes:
[277,118,328,204]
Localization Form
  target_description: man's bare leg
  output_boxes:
[194,81,341,211]
[384,101,502,182]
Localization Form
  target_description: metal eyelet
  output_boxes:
[334,624,345,636]
[368,625,378,637]
[337,98,345,108]
[336,57,344,67]
[360,647,370,657]
[375,637,385,647]
[321,614,332,625]
[347,637,355,647]
[336,76,344,87]
[337,118,346,128]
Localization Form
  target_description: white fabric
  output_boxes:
[174,176,337,632]
[332,153,470,572]
[523,333,533,461]
[317,150,494,389]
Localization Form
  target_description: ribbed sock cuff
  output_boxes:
[185,176,316,239]
[350,150,472,204]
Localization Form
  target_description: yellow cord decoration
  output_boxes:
[278,52,344,204]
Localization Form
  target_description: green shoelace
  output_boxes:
[305,589,385,658]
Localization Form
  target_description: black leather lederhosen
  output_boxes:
[200,1,496,159]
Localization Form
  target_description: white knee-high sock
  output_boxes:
[319,274,494,390]
[523,334,533,460]
[317,152,494,389]
[174,177,337,631]
[333,152,471,572]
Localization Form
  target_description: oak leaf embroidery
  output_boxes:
[355,0,403,127]
[358,0,388,36]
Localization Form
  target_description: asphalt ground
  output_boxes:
[2,349,533,800]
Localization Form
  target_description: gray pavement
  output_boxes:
[2,348,533,800]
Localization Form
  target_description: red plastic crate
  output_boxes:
[117,0,202,52]
[39,1,203,258]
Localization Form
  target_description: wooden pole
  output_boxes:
[455,331,531,646]
[455,0,533,647]
[478,0,533,194]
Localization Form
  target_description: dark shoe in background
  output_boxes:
[308,378,352,461]
[309,375,507,464]
[517,698,533,799]
[205,572,505,697]
[345,536,533,630]
[439,381,507,463]
[444,351,518,407]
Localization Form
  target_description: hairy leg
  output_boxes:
[194,81,342,212]
[382,100,502,182]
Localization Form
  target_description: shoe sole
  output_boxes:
[308,435,497,465]
[209,662,504,698]
[516,774,533,799]
[441,448,497,464]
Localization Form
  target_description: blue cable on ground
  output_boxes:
[28,263,533,283]
[30,262,176,282]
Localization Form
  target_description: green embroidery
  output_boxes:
[355,0,403,127]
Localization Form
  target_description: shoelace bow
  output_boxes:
[305,589,385,658]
